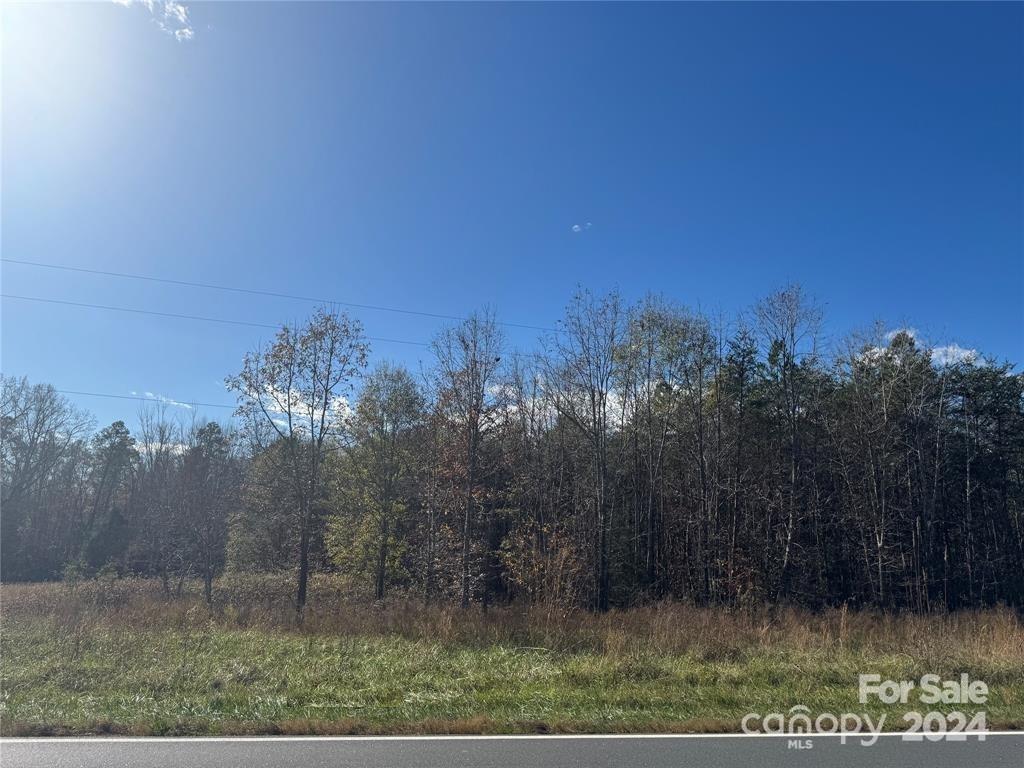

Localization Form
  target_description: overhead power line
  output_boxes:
[1,294,430,347]
[55,389,236,410]
[1,257,559,333]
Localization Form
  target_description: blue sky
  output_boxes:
[2,1,1022,428]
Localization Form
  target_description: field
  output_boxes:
[2,576,1022,736]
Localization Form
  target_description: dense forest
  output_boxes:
[3,285,1022,612]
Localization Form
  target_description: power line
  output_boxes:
[55,389,236,410]
[1,294,430,347]
[1,257,559,333]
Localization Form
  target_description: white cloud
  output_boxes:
[857,346,887,364]
[165,0,187,24]
[260,385,352,428]
[114,0,195,42]
[857,341,979,368]
[140,391,195,410]
[571,222,593,234]
[931,344,978,367]
[885,327,918,343]
[138,440,187,456]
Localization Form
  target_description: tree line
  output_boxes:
[3,285,1022,612]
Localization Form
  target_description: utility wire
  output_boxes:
[55,389,236,410]
[1,294,430,347]
[1,257,559,333]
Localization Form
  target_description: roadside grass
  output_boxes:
[2,578,1022,735]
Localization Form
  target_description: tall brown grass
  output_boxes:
[3,575,1021,664]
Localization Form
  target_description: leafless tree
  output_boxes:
[227,307,368,613]
[541,289,625,611]
[431,310,504,609]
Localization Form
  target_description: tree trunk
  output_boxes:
[296,504,310,614]
[461,495,472,609]
[375,513,389,601]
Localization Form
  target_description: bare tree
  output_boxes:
[133,407,180,590]
[227,307,368,613]
[541,290,625,611]
[1,377,93,579]
[755,284,822,597]
[1,377,93,511]
[431,310,504,609]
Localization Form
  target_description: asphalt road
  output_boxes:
[2,734,1022,768]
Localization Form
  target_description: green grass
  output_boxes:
[3,617,1022,735]
[2,578,1022,735]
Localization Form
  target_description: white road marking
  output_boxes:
[3,732,1019,743]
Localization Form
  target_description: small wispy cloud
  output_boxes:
[931,343,978,367]
[114,0,194,42]
[130,390,195,410]
[571,222,593,234]
[884,327,918,343]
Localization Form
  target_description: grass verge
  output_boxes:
[1,579,1022,735]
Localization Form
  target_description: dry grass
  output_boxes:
[4,575,1022,663]
[2,576,1022,736]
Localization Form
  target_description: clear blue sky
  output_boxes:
[2,1,1022,428]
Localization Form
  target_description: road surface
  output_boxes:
[2,734,1022,768]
